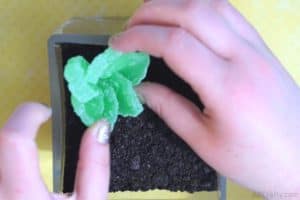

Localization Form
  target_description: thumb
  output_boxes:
[0,102,51,199]
[74,120,111,200]
[136,82,215,161]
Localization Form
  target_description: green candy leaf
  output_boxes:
[118,52,150,85]
[64,56,88,83]
[109,73,143,117]
[64,47,150,127]
[71,91,104,126]
[86,48,150,85]
[68,81,99,103]
[98,81,119,126]
[86,48,123,84]
[65,56,98,103]
[71,96,93,126]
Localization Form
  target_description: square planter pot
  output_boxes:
[48,17,226,200]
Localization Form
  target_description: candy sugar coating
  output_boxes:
[108,73,143,117]
[64,48,150,127]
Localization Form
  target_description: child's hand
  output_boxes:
[0,103,111,200]
[110,0,300,198]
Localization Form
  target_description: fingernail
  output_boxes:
[90,120,111,144]
[108,33,122,47]
[122,19,130,30]
[137,91,146,104]
[135,86,146,104]
[40,102,50,108]
[124,18,132,29]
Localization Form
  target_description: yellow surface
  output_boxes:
[0,0,299,199]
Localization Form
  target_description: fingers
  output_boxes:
[136,82,215,160]
[110,25,226,106]
[74,120,111,200]
[127,0,245,59]
[0,102,51,199]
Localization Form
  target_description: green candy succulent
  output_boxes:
[64,47,150,127]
